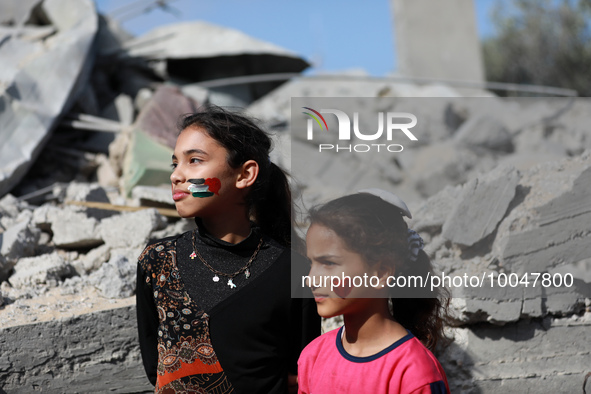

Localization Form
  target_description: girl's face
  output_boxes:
[306,224,387,318]
[170,126,243,218]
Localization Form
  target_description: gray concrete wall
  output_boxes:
[0,305,153,393]
[392,0,485,82]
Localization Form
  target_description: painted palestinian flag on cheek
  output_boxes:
[188,178,221,198]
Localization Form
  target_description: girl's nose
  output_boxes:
[170,167,185,185]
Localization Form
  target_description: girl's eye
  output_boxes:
[171,163,177,170]
[190,157,202,164]
[321,260,337,267]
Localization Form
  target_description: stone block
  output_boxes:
[0,217,41,281]
[131,185,174,206]
[65,182,110,203]
[71,243,112,275]
[99,208,166,249]
[9,252,74,289]
[87,254,135,299]
[453,115,514,153]
[50,207,103,249]
[442,165,520,247]
[0,305,153,392]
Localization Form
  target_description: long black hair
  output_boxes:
[179,105,293,247]
[307,192,449,350]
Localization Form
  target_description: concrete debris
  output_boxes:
[50,206,103,249]
[453,115,514,153]
[0,216,41,281]
[440,314,591,393]
[71,244,111,276]
[442,165,520,247]
[0,0,98,197]
[131,185,175,207]
[9,252,74,289]
[87,254,135,299]
[98,208,166,249]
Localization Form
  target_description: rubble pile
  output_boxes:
[0,0,590,392]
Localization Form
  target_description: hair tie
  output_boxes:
[357,188,412,219]
[407,229,424,262]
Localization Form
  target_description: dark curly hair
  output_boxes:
[308,192,449,350]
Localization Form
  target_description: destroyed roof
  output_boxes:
[124,20,306,61]
[121,21,309,84]
[0,0,98,198]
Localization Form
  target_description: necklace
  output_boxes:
[191,230,263,289]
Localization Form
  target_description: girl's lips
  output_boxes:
[173,191,189,201]
[313,294,328,302]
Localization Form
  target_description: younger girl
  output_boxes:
[298,191,449,394]
[136,105,319,393]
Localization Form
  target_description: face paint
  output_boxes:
[188,178,221,198]
[333,283,353,299]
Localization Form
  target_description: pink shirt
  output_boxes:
[298,327,450,394]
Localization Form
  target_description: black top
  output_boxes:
[136,222,320,393]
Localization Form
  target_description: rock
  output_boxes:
[0,217,41,281]
[50,207,103,249]
[442,165,520,247]
[131,185,174,206]
[0,305,152,392]
[499,165,591,274]
[98,208,166,249]
[95,154,120,188]
[71,244,112,275]
[150,218,196,240]
[87,254,135,298]
[9,252,74,289]
[408,184,463,234]
[0,194,31,219]
[440,314,591,393]
[65,182,110,203]
[411,141,497,198]
[453,115,514,153]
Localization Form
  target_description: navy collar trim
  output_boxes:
[335,326,414,363]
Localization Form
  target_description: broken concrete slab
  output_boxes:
[440,314,591,393]
[410,141,498,198]
[71,244,111,275]
[0,216,41,281]
[86,254,135,299]
[442,165,520,247]
[98,208,166,249]
[131,185,174,206]
[9,252,74,289]
[49,206,103,249]
[0,0,98,198]
[499,165,591,274]
[408,184,463,234]
[0,304,152,392]
[65,182,110,203]
[122,21,308,102]
[453,115,514,153]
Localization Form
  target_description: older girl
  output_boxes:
[136,105,319,393]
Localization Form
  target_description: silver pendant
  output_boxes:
[213,275,220,282]
[245,268,250,279]
[227,279,236,289]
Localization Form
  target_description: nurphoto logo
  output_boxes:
[302,107,418,153]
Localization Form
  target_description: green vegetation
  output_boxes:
[483,0,591,96]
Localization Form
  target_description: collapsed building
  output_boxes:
[0,0,590,392]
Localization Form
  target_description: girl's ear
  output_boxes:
[236,159,259,189]
[374,261,395,288]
